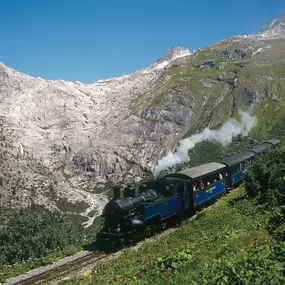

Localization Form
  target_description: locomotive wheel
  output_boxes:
[112,238,124,250]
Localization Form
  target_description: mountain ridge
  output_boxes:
[0,13,285,216]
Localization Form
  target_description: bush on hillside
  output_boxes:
[245,146,285,206]
[0,210,85,266]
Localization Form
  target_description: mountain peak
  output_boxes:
[156,46,190,64]
[259,12,285,39]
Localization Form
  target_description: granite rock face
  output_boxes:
[0,47,192,188]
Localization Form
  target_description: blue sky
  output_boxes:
[1,0,285,83]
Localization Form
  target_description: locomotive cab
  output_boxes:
[140,179,179,197]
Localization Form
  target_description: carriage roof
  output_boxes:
[165,162,226,180]
[246,143,272,155]
[263,139,280,146]
[217,150,255,168]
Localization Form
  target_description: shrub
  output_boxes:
[245,145,285,206]
[0,210,85,266]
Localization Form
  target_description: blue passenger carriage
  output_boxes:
[217,139,280,188]
[166,162,227,207]
[247,143,273,155]
[247,139,280,155]
[217,150,255,187]
[263,139,281,147]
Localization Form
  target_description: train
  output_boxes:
[97,139,280,246]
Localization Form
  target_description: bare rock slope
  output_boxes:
[0,47,193,213]
[0,47,191,183]
[259,12,285,39]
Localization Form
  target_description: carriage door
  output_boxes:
[178,182,189,213]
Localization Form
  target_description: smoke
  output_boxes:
[153,110,257,176]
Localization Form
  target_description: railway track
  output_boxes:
[8,252,108,285]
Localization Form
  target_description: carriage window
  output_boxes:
[193,179,206,191]
[214,173,220,182]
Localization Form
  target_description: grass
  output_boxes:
[252,99,285,138]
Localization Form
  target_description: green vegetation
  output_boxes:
[61,145,285,284]
[130,37,285,140]
[0,210,101,283]
[245,146,285,207]
[0,211,81,266]
[252,99,285,138]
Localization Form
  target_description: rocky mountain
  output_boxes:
[0,45,191,177]
[259,12,285,38]
[0,13,285,221]
[155,46,191,65]
[0,46,191,218]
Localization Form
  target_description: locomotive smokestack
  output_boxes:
[113,186,121,200]
[124,185,136,197]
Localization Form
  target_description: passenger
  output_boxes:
[207,181,210,186]
[199,180,205,190]
[219,173,223,180]
[193,185,197,192]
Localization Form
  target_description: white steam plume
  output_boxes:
[153,110,257,176]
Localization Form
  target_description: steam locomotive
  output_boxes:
[97,139,280,245]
